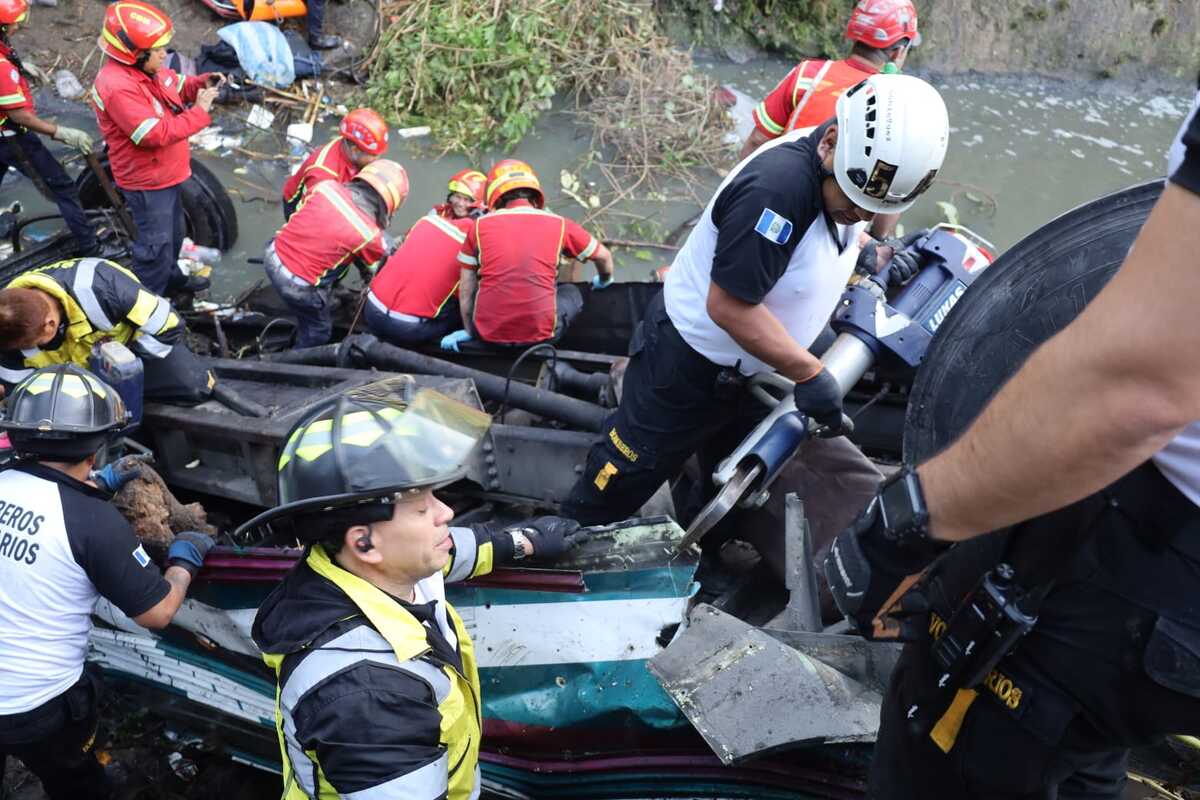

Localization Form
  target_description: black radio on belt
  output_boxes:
[930,563,1038,692]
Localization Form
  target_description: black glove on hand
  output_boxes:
[166,530,216,577]
[824,468,949,641]
[856,228,930,285]
[793,368,845,434]
[517,516,582,562]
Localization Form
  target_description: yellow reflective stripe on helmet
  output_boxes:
[100,28,134,59]
[23,371,107,400]
[90,86,105,112]
[130,117,160,145]
[279,407,407,468]
[152,29,174,49]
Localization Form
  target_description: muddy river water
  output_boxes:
[3,57,1192,301]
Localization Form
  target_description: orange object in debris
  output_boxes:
[239,0,306,22]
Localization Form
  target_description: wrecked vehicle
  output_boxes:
[4,168,1188,796]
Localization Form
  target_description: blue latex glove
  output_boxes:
[592,273,614,290]
[166,531,216,576]
[90,454,148,494]
[440,330,472,352]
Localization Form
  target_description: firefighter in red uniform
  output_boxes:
[740,0,919,239]
[0,0,102,256]
[91,0,223,296]
[364,169,486,346]
[741,0,919,159]
[265,159,407,348]
[444,160,613,352]
[281,107,388,220]
[431,168,487,221]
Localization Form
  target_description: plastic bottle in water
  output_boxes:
[179,237,222,266]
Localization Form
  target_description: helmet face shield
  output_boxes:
[259,378,490,533]
[326,381,491,498]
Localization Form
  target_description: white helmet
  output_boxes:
[833,74,948,215]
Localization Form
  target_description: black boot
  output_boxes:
[308,32,341,50]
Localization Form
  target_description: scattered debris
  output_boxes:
[112,464,217,559]
[191,126,244,152]
[52,69,84,100]
[245,104,276,130]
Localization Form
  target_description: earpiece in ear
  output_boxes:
[355,533,374,553]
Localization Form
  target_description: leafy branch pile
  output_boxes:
[361,0,730,178]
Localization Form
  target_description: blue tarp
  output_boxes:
[217,21,294,88]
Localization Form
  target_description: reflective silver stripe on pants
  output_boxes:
[72,258,115,329]
[443,526,478,583]
[341,752,449,799]
[141,297,172,335]
[133,334,172,358]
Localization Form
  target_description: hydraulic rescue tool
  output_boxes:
[680,225,995,549]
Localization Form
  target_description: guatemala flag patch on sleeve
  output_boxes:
[132,544,151,568]
[754,208,793,244]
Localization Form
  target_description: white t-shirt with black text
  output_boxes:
[0,464,168,714]
[664,125,866,375]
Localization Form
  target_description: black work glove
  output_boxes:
[792,368,845,435]
[90,454,150,494]
[856,228,930,285]
[824,470,949,641]
[166,531,216,577]
[517,516,582,562]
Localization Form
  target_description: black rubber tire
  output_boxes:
[75,155,239,250]
[903,179,1164,464]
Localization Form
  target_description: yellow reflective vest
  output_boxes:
[0,258,180,385]
[257,531,495,800]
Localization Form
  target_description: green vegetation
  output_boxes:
[657,0,844,60]
[361,0,729,171]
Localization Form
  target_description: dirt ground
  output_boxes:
[11,0,375,88]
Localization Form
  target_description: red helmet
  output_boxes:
[0,0,29,27]
[447,169,486,208]
[485,159,543,209]
[354,159,409,216]
[339,108,388,156]
[845,0,919,50]
[99,0,174,66]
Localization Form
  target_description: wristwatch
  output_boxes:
[508,528,533,561]
[876,466,937,551]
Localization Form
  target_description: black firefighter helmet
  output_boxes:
[1,364,130,461]
[234,377,491,539]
